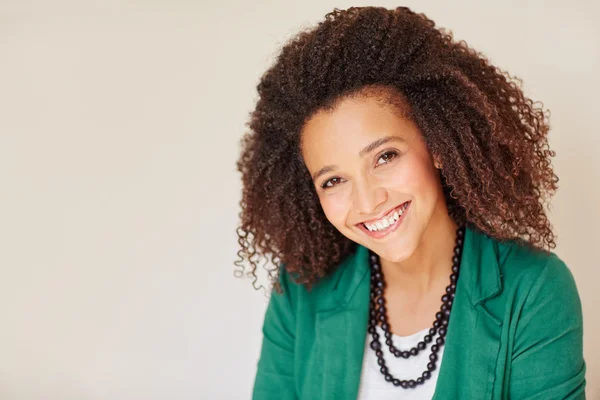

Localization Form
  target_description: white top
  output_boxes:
[357,324,444,399]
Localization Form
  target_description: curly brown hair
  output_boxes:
[235,6,558,293]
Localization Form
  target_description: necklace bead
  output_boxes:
[367,225,465,388]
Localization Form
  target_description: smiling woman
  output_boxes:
[235,6,586,400]
[300,90,452,265]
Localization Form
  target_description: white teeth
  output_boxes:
[399,202,409,215]
[364,202,409,232]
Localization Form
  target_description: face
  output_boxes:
[300,92,448,263]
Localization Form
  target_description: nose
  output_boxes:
[352,176,387,217]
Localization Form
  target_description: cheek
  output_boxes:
[319,192,352,227]
[374,165,415,191]
[378,156,434,191]
[381,168,410,188]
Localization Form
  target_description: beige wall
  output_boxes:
[0,0,597,398]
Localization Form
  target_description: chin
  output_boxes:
[379,247,412,263]
[342,225,414,261]
[381,232,419,259]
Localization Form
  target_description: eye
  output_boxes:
[321,177,344,189]
[376,150,398,166]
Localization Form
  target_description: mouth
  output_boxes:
[356,201,411,239]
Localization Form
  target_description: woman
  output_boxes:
[235,6,586,399]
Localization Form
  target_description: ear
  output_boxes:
[433,155,443,170]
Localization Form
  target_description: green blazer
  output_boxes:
[252,226,586,399]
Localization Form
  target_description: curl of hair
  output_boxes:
[235,6,559,293]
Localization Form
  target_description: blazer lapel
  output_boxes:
[312,245,371,400]
[432,226,504,399]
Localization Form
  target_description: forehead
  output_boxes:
[300,93,416,156]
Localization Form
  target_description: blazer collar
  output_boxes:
[320,224,503,312]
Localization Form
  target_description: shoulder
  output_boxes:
[496,238,579,301]
[461,226,583,332]
[272,245,365,312]
[488,236,582,328]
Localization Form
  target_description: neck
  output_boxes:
[379,205,459,297]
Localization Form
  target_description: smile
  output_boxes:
[357,201,411,239]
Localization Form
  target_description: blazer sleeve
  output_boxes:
[508,253,586,399]
[252,267,298,400]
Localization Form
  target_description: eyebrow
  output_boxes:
[311,136,406,182]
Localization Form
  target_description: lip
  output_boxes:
[356,201,411,239]
[359,201,411,224]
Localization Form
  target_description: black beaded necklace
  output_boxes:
[367,225,465,389]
